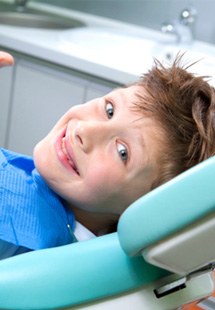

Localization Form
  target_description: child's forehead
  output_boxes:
[108,85,142,103]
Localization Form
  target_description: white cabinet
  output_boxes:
[7,59,87,155]
[85,83,112,102]
[0,65,14,147]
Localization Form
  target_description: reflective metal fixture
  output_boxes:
[15,0,28,12]
[161,7,197,44]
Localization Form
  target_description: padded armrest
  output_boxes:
[118,156,215,256]
[0,233,168,310]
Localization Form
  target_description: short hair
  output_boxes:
[134,54,215,188]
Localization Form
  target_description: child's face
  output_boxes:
[34,86,162,215]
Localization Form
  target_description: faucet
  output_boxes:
[161,7,197,45]
[15,0,28,12]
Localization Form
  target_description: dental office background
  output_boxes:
[35,0,215,45]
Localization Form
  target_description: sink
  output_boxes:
[59,27,158,74]
[0,12,85,29]
[60,27,157,56]
[0,2,85,29]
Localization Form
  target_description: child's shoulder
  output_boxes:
[0,147,34,172]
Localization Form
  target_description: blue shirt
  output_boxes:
[0,148,75,252]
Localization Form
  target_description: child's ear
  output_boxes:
[0,51,14,67]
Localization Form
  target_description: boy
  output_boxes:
[1,52,215,258]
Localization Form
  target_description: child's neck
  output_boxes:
[68,204,119,236]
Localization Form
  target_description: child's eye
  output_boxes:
[105,102,114,119]
[117,143,128,163]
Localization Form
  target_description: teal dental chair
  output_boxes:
[0,156,214,310]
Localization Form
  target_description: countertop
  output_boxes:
[1,0,215,85]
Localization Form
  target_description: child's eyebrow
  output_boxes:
[116,89,127,103]
[136,130,146,151]
[116,90,147,148]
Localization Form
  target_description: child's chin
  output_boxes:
[33,140,48,171]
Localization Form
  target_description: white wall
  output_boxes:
[35,0,215,45]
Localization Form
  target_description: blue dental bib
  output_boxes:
[0,148,75,250]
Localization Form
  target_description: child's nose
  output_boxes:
[74,121,112,153]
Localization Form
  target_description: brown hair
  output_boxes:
[134,54,215,188]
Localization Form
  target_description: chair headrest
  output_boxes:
[118,156,215,256]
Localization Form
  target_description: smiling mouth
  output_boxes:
[61,135,80,175]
